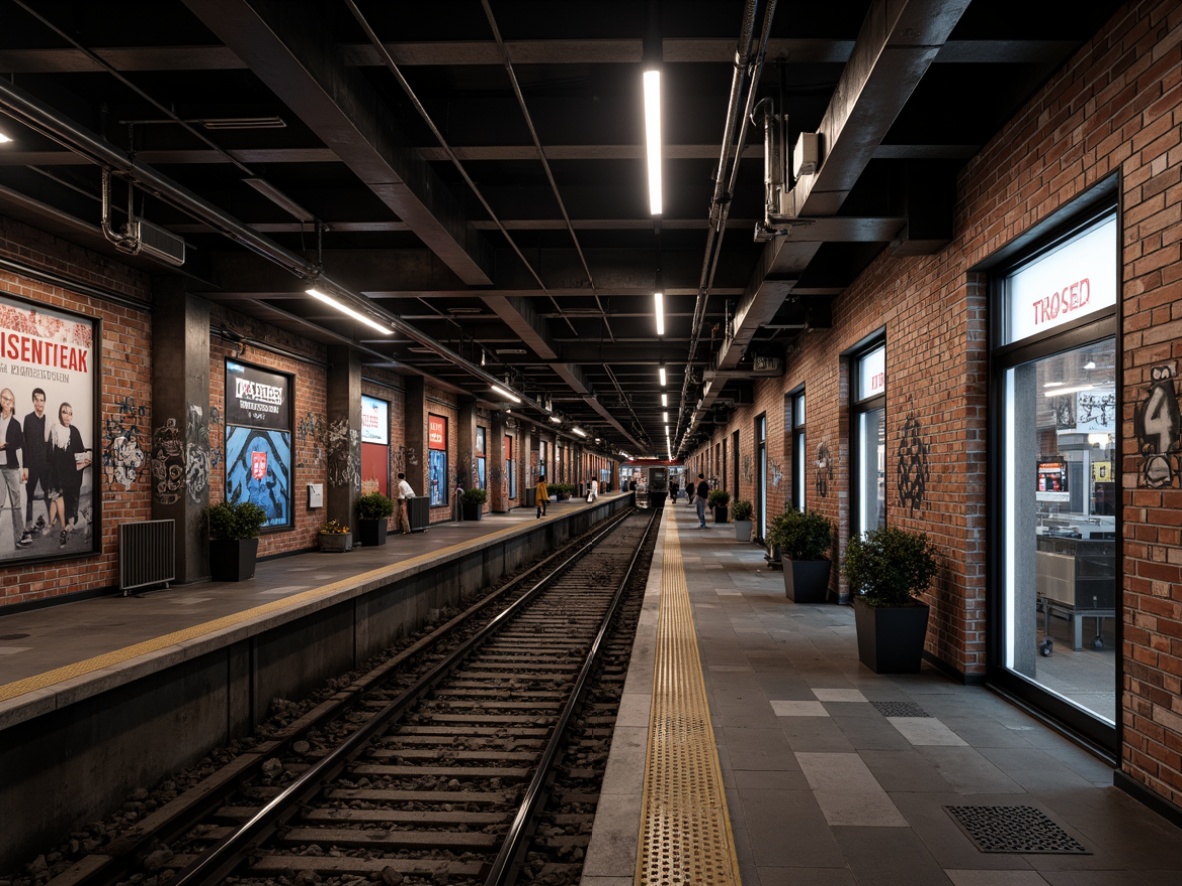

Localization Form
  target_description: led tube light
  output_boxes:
[306,288,392,335]
[654,290,665,336]
[490,385,521,403]
[643,69,663,215]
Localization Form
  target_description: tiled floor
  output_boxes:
[585,502,1182,886]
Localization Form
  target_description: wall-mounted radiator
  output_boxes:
[119,519,176,595]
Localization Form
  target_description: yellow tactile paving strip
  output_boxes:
[636,516,742,886]
[0,524,526,706]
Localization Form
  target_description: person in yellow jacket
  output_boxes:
[535,476,549,518]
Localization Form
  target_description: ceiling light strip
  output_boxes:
[643,69,663,215]
[306,288,392,335]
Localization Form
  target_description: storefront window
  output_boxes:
[791,391,805,512]
[853,344,885,536]
[993,204,1118,749]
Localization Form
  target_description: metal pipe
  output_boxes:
[675,0,761,447]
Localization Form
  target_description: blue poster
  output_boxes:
[225,426,293,528]
[429,449,447,507]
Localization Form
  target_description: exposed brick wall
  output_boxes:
[208,307,328,557]
[686,0,1182,809]
[0,220,152,608]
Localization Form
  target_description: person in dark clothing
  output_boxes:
[694,473,710,528]
[669,479,679,502]
[0,388,29,550]
[46,401,91,547]
[21,387,48,543]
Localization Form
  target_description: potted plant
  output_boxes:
[356,491,395,546]
[461,486,488,520]
[553,483,572,502]
[731,499,753,541]
[842,525,939,673]
[767,508,833,603]
[707,488,730,523]
[208,500,268,581]
[318,519,353,552]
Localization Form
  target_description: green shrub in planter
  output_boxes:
[357,491,395,520]
[707,489,730,508]
[843,525,938,607]
[462,487,488,505]
[731,499,753,521]
[208,501,268,581]
[767,508,832,561]
[208,500,267,540]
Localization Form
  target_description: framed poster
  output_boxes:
[360,395,389,496]
[0,292,99,564]
[428,414,447,506]
[224,360,293,529]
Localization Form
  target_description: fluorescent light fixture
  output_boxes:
[200,116,286,130]
[244,178,313,222]
[643,69,663,215]
[620,450,631,459]
[654,290,665,336]
[490,384,521,403]
[572,426,587,437]
[662,411,668,422]
[1043,381,1065,388]
[306,287,393,335]
[658,364,666,386]
[549,415,562,424]
[0,130,12,144]
[661,393,668,407]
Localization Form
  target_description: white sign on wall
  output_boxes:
[1006,215,1116,345]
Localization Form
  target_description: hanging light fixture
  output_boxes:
[643,69,663,215]
[306,287,393,335]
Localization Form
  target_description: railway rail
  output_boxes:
[44,506,658,886]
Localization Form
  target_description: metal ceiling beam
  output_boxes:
[182,0,494,286]
[0,38,1075,73]
[709,0,971,382]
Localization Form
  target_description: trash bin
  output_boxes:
[408,495,430,532]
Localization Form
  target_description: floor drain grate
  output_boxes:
[945,805,1089,854]
[872,701,930,718]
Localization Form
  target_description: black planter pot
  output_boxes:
[358,518,388,547]
[209,537,259,582]
[783,559,831,603]
[852,596,930,673]
[462,501,484,520]
[713,505,729,523]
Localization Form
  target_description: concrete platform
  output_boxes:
[585,500,1182,886]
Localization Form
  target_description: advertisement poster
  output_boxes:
[224,360,293,529]
[360,395,389,496]
[476,426,486,491]
[428,414,447,506]
[0,292,99,563]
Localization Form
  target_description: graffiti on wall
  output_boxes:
[896,413,931,516]
[297,411,326,469]
[102,396,147,491]
[742,454,753,483]
[150,418,186,505]
[814,441,833,498]
[769,459,782,488]
[185,404,211,503]
[396,445,420,473]
[325,418,360,490]
[1135,364,1181,488]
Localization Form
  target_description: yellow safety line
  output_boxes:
[0,523,529,705]
[635,515,742,886]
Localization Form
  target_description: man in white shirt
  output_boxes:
[397,472,415,534]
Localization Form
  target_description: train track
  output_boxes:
[47,506,657,886]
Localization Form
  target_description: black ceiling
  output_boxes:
[0,0,1123,457]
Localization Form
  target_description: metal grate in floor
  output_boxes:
[635,516,743,886]
[872,701,930,717]
[945,805,1090,854]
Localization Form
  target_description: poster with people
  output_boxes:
[0,292,98,563]
[224,360,293,529]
